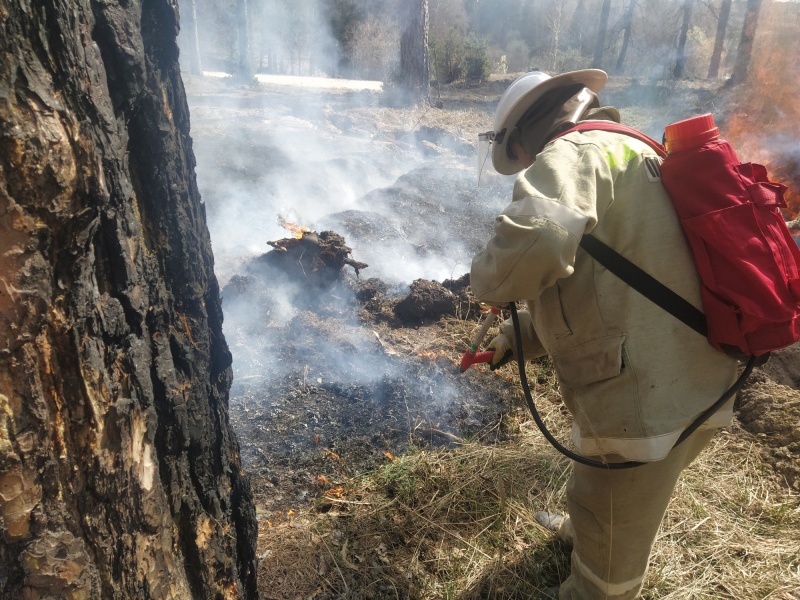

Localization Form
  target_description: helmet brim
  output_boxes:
[492,69,608,175]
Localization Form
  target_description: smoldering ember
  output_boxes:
[187,71,800,596]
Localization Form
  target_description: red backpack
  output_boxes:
[559,115,800,359]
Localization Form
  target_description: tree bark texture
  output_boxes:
[0,1,258,598]
[731,0,763,84]
[399,0,430,103]
[707,0,732,79]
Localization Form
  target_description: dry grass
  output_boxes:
[256,318,800,600]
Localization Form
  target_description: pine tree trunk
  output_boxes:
[184,0,203,76]
[0,1,259,597]
[615,0,637,74]
[731,0,763,84]
[592,0,612,69]
[237,0,253,80]
[708,0,732,79]
[674,0,694,78]
[399,0,430,104]
[568,0,590,57]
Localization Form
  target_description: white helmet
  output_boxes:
[487,69,608,175]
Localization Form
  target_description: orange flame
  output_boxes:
[323,487,345,498]
[323,448,340,461]
[417,349,460,367]
[724,2,799,219]
[278,216,311,239]
[314,475,332,486]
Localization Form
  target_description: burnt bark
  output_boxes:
[0,0,258,598]
[707,0,732,79]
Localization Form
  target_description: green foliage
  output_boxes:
[431,27,466,84]
[464,34,491,81]
[430,28,490,84]
[374,453,430,505]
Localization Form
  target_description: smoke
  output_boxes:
[191,94,418,284]
[185,69,516,442]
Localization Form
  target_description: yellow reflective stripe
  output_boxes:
[604,139,652,170]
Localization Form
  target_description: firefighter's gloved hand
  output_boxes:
[487,333,514,370]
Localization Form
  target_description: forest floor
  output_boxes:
[185,73,800,599]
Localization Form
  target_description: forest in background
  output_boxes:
[177,0,794,88]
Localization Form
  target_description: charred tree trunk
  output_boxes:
[398,0,430,104]
[0,1,258,598]
[592,0,612,69]
[674,0,694,78]
[708,0,732,79]
[730,0,763,85]
[615,0,637,74]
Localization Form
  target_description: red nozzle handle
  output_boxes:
[459,350,495,373]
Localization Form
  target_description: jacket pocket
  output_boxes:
[551,334,625,388]
[538,282,573,339]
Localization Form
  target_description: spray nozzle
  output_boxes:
[459,306,502,372]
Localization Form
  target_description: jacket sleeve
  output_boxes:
[470,138,613,304]
[498,309,547,360]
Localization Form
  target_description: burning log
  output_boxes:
[259,230,368,287]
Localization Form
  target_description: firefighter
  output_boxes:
[470,70,739,600]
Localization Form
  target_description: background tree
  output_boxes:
[730,0,763,85]
[546,0,568,71]
[708,0,732,79]
[0,0,258,597]
[568,0,592,59]
[615,0,637,74]
[180,0,204,75]
[592,0,612,68]
[674,0,694,78]
[236,0,253,79]
[398,0,431,103]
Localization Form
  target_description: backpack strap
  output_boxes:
[554,121,706,337]
[554,121,667,158]
[579,234,708,338]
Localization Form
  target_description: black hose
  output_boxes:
[509,303,758,469]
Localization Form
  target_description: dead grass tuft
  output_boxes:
[256,318,800,599]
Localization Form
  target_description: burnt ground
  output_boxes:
[220,232,521,514]
[185,75,800,524]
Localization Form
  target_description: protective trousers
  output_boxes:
[556,428,717,600]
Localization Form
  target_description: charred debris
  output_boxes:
[220,228,521,512]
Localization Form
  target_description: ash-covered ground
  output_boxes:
[186,77,526,513]
[185,76,800,519]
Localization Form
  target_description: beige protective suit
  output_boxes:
[470,120,739,599]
